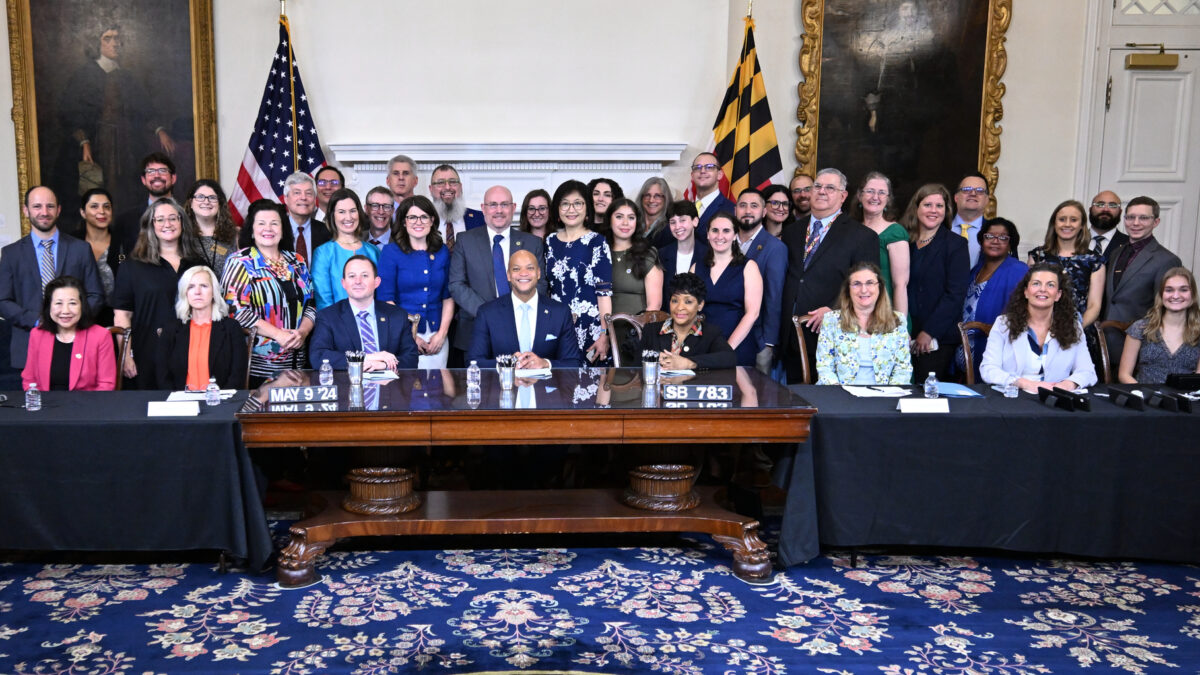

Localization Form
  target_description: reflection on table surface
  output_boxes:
[239,367,813,414]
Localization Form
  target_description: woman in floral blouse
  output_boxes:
[816,262,912,385]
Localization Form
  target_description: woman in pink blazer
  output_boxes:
[22,276,116,391]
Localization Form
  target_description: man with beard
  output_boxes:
[690,152,733,237]
[109,153,177,275]
[1088,190,1128,261]
[313,166,344,224]
[950,172,988,269]
[734,188,787,375]
[428,164,485,248]
[790,174,814,222]
[363,186,395,249]
[0,186,104,368]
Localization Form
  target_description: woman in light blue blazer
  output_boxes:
[816,262,912,385]
[981,262,1097,392]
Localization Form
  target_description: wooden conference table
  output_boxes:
[238,367,814,587]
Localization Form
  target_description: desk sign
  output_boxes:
[664,400,732,409]
[271,402,339,412]
[268,385,338,404]
[896,397,949,413]
[661,384,733,402]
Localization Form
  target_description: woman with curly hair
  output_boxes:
[184,179,238,279]
[1118,267,1200,384]
[980,262,1097,392]
[603,198,663,363]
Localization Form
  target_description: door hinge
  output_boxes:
[1105,76,1112,112]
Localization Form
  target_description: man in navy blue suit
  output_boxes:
[0,186,103,368]
[734,188,788,374]
[309,255,418,370]
[429,164,485,248]
[691,152,734,238]
[468,249,582,368]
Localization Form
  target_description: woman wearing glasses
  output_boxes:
[111,198,203,389]
[311,189,378,310]
[761,184,794,238]
[637,177,673,249]
[956,218,1027,379]
[519,189,551,239]
[378,196,452,368]
[1027,200,1105,326]
[184,179,238,279]
[545,180,613,364]
[852,172,909,319]
[815,262,911,385]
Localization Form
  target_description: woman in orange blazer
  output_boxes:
[22,276,117,391]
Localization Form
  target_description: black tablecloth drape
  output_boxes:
[779,385,1200,566]
[0,391,271,569]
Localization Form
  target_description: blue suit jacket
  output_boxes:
[463,208,486,230]
[309,299,419,369]
[467,292,582,368]
[696,192,734,240]
[740,228,787,351]
[0,232,104,367]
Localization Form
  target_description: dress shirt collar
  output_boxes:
[348,298,376,318]
[511,291,538,317]
[97,55,119,73]
[737,225,763,252]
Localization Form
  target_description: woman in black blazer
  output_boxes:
[640,272,736,370]
[156,265,248,390]
[903,183,971,381]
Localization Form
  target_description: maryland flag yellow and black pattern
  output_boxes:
[710,17,784,199]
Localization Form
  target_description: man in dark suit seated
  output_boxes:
[468,250,582,368]
[309,255,418,370]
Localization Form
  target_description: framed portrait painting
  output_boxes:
[6,0,218,235]
[796,0,1010,212]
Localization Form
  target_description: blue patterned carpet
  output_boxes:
[1,521,1197,674]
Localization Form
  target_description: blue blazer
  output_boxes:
[467,293,582,368]
[309,299,418,369]
[696,192,734,240]
[909,228,971,344]
[740,228,787,351]
[463,208,486,230]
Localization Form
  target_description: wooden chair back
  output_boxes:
[605,311,668,367]
[1096,320,1130,384]
[956,321,992,385]
[789,315,813,384]
[107,326,131,391]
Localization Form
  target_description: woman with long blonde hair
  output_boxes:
[1118,266,1200,383]
[815,262,911,385]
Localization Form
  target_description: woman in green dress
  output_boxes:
[853,171,909,320]
[604,198,663,364]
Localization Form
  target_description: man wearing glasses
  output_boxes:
[690,153,734,237]
[789,174,814,223]
[950,172,989,269]
[110,153,178,274]
[363,186,395,249]
[313,166,345,223]
[1103,196,1182,365]
[428,164,485,248]
[1088,190,1128,262]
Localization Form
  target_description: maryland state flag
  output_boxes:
[690,16,785,200]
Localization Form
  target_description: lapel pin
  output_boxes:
[75,353,83,359]
[757,244,763,251]
[380,317,387,322]
[684,346,690,352]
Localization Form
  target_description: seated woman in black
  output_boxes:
[156,265,249,390]
[640,272,736,370]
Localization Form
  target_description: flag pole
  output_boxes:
[281,13,300,173]
[747,0,753,18]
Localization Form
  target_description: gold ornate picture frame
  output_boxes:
[796,0,1010,213]
[6,0,218,235]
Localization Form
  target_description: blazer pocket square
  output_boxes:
[545,334,557,341]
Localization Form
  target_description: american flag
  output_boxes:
[229,16,326,224]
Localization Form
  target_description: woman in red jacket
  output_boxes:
[22,276,116,391]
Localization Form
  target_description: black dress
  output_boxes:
[110,257,200,389]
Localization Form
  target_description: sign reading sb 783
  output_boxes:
[660,384,733,401]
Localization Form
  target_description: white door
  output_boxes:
[1098,48,1200,272]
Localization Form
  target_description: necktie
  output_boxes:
[296,225,308,262]
[493,234,510,296]
[364,384,379,410]
[696,199,704,215]
[960,222,971,239]
[519,303,533,353]
[1092,234,1105,254]
[803,217,824,268]
[446,220,456,249]
[357,310,377,353]
[39,239,55,290]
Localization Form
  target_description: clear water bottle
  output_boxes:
[467,385,481,409]
[467,360,481,388]
[204,377,221,406]
[319,359,333,386]
[923,372,939,399]
[24,382,41,411]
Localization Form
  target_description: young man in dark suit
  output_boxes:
[308,255,418,370]
[691,152,734,238]
[1088,190,1129,262]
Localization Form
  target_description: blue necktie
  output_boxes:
[493,234,510,296]
[39,240,55,290]
[357,311,377,353]
[519,303,533,353]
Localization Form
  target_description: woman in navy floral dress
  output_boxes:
[544,180,613,364]
[1027,200,1105,325]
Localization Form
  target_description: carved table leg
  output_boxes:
[276,526,332,587]
[713,523,772,582]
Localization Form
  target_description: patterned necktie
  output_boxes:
[493,234,510,296]
[364,384,379,410]
[296,225,308,262]
[446,220,456,249]
[39,239,55,290]
[1092,234,1105,254]
[960,222,971,239]
[803,217,824,268]
[357,310,377,353]
[519,303,533,353]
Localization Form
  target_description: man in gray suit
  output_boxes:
[1102,195,1182,372]
[0,186,104,367]
[449,185,546,358]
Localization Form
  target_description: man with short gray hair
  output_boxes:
[283,172,329,263]
[386,154,419,211]
[428,164,485,248]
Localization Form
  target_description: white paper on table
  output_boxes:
[148,401,200,416]
[896,397,950,413]
[842,385,910,397]
[659,369,695,377]
[363,370,399,381]
[166,390,236,402]
[515,368,552,378]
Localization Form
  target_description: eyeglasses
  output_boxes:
[191,194,219,204]
[792,186,812,194]
[849,280,879,289]
[483,201,513,210]
[1092,201,1121,209]
[366,203,394,212]
[560,201,586,212]
[861,188,889,198]
[144,167,171,176]
[526,205,548,214]
[812,183,844,193]
[982,233,1010,242]
[153,215,182,225]
[959,186,988,195]
[430,179,461,188]
[691,163,718,172]
[1124,214,1155,224]
[316,179,341,188]
[405,214,432,224]
[766,200,790,208]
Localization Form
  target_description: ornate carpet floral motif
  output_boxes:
[1003,561,1181,614]
[13,630,135,675]
[139,578,286,662]
[1006,608,1178,673]
[22,564,184,623]
[756,574,891,656]
[314,551,380,571]
[880,622,1051,674]
[269,625,471,674]
[553,560,744,624]
[294,562,473,628]
[573,622,785,674]
[830,554,994,615]
[437,548,575,580]
[626,538,716,566]
[1178,577,1200,641]
[447,588,586,668]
